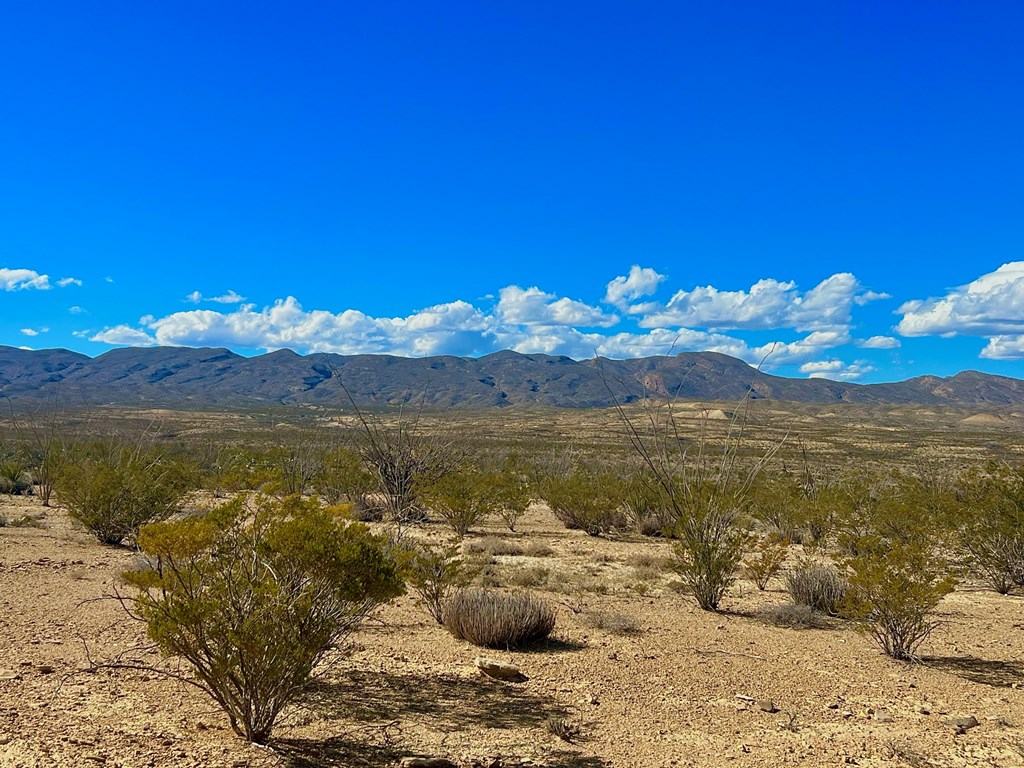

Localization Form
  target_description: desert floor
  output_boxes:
[2,496,1024,768]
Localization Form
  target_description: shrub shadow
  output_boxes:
[273,735,403,767]
[305,668,571,730]
[924,655,1024,688]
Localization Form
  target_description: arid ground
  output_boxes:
[3,404,1024,767]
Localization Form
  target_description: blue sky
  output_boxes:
[3,2,1024,383]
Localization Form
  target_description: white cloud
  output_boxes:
[638,273,887,332]
[496,286,618,328]
[604,265,666,308]
[90,325,158,346]
[186,289,246,304]
[898,262,1024,337]
[85,267,887,369]
[57,277,83,287]
[0,268,51,291]
[69,305,85,314]
[19,327,48,337]
[858,335,901,349]
[800,359,875,381]
[896,262,1024,359]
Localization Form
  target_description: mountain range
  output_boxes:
[1,345,1023,409]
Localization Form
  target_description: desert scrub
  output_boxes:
[672,506,750,611]
[958,463,1024,594]
[583,609,641,635]
[743,534,788,590]
[123,494,404,743]
[841,538,955,661]
[423,467,501,537]
[398,541,471,624]
[757,602,824,629]
[443,588,556,648]
[540,467,625,536]
[57,443,195,545]
[786,560,846,615]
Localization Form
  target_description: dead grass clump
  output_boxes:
[463,536,525,557]
[8,514,45,528]
[546,715,582,743]
[583,609,642,635]
[442,589,556,649]
[523,541,555,558]
[757,602,824,629]
[507,565,550,588]
[786,561,847,615]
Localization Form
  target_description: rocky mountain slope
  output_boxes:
[1,345,1023,409]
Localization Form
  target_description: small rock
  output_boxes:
[0,736,11,746]
[757,700,777,713]
[842,711,854,719]
[0,671,21,682]
[474,658,526,683]
[735,694,754,703]
[400,759,459,768]
[954,716,979,732]
[873,710,894,723]
[918,705,931,715]
[36,665,55,675]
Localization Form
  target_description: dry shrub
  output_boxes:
[443,589,556,648]
[757,602,824,629]
[743,534,789,590]
[464,536,525,557]
[507,565,550,588]
[398,542,471,624]
[523,541,555,558]
[786,561,846,615]
[583,609,641,635]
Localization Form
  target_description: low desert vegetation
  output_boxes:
[6,396,1024,754]
[122,494,404,743]
[442,588,556,648]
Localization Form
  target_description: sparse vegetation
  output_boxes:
[786,560,847,615]
[56,442,195,545]
[122,494,405,743]
[442,588,556,648]
[398,541,473,624]
[540,467,625,536]
[743,533,788,590]
[841,539,956,661]
[757,602,824,629]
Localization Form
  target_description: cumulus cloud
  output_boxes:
[604,265,666,308]
[799,359,875,381]
[90,325,158,346]
[85,267,892,371]
[0,268,52,291]
[895,262,1024,359]
[20,327,48,337]
[185,289,246,304]
[638,273,887,332]
[858,335,901,349]
[496,286,618,327]
[898,262,1024,338]
[0,268,82,291]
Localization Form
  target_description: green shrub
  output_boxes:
[841,539,955,661]
[786,560,846,615]
[743,534,788,590]
[541,469,625,536]
[443,589,556,648]
[672,506,749,611]
[0,457,32,495]
[422,468,498,537]
[123,494,404,743]
[398,541,471,624]
[57,444,195,545]
[959,463,1024,594]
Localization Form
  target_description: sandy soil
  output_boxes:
[2,497,1024,768]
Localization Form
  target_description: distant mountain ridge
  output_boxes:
[1,345,1023,409]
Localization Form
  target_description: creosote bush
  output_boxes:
[841,539,955,661]
[443,588,556,648]
[672,505,749,611]
[541,468,624,536]
[123,494,405,743]
[398,541,471,624]
[743,533,788,590]
[786,560,847,615]
[57,443,195,545]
